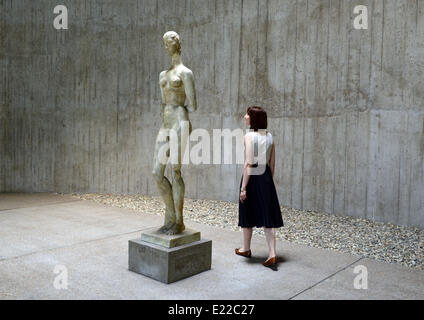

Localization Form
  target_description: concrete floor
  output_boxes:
[0,193,422,300]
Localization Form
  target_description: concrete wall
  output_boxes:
[1,0,423,228]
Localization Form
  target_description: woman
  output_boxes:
[236,106,284,267]
[152,31,197,235]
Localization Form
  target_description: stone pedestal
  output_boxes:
[128,227,212,284]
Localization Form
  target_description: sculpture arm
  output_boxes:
[182,70,197,113]
[159,72,166,115]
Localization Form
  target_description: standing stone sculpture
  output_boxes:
[152,31,197,235]
[129,32,210,284]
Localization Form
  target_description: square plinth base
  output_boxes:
[140,227,201,248]
[128,238,212,284]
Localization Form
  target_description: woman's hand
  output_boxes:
[240,190,247,203]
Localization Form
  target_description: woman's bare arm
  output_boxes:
[241,134,254,189]
[269,143,275,179]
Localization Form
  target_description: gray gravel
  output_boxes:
[68,193,424,270]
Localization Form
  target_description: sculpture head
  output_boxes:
[245,106,267,132]
[163,31,181,56]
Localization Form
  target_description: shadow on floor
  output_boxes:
[245,256,288,271]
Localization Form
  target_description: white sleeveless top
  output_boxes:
[245,131,273,165]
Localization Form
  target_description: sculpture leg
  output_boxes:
[167,164,185,235]
[165,122,189,235]
[152,130,175,233]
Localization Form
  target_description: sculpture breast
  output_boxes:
[159,75,183,89]
[170,77,183,88]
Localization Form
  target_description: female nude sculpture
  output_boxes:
[152,31,197,235]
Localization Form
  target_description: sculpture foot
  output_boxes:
[158,221,174,233]
[165,223,185,235]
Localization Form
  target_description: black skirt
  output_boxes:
[238,164,284,228]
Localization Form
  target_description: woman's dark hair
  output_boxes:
[247,106,267,131]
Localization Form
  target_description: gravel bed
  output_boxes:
[68,193,424,270]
